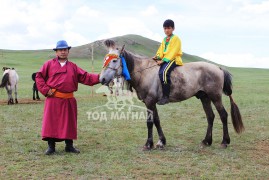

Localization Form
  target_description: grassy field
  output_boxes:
[0,37,269,179]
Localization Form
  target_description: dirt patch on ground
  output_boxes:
[0,98,44,105]
[249,139,269,165]
[255,139,269,155]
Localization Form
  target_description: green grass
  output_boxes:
[0,40,269,179]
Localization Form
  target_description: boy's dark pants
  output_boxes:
[158,61,177,103]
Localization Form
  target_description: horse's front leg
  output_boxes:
[143,103,166,150]
[152,105,166,149]
[115,84,119,96]
[143,108,154,150]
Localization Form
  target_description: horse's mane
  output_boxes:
[122,51,135,73]
[122,50,146,73]
[122,50,146,92]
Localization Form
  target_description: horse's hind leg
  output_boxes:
[212,96,230,148]
[6,87,10,105]
[34,83,40,100]
[10,89,14,104]
[200,95,215,146]
[36,90,40,100]
[15,85,18,104]
[33,86,36,100]
[6,86,12,105]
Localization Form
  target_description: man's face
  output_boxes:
[56,48,69,59]
[164,27,174,36]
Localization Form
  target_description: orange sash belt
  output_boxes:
[52,89,74,99]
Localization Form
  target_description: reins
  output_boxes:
[105,57,158,76]
[130,64,158,75]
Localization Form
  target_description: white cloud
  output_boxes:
[140,5,158,16]
[97,17,162,42]
[63,31,90,46]
[240,1,269,14]
[0,0,268,69]
[200,52,269,69]
[228,35,269,39]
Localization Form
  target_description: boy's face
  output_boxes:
[164,27,174,36]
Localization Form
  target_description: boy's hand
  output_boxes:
[152,56,158,61]
[156,60,164,65]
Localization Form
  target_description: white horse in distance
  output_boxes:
[0,67,19,105]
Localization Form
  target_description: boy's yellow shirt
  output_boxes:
[156,34,183,66]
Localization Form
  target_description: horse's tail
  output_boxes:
[222,69,244,134]
[0,73,9,88]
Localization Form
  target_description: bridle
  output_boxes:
[102,45,125,77]
[104,56,159,77]
[105,57,122,77]
[103,44,159,79]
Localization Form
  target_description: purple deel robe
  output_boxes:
[36,57,99,140]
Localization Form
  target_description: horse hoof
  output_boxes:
[156,140,165,149]
[220,144,228,149]
[200,142,209,148]
[156,145,165,150]
[143,145,152,151]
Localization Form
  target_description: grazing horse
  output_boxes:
[0,67,19,105]
[99,40,244,150]
[32,72,40,100]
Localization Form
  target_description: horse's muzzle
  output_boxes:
[101,78,105,85]
[101,78,109,86]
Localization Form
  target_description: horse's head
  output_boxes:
[2,67,10,71]
[99,40,125,85]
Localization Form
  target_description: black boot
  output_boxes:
[45,140,55,155]
[65,140,80,153]
[157,83,170,105]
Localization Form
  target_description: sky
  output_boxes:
[0,0,269,69]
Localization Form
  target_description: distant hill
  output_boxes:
[69,34,215,64]
[0,34,216,67]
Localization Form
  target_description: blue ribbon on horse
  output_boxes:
[120,56,131,81]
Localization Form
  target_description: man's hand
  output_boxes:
[157,60,164,66]
[46,89,55,97]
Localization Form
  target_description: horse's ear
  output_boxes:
[2,67,9,71]
[104,39,115,49]
[120,44,125,55]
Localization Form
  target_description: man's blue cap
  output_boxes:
[53,40,71,51]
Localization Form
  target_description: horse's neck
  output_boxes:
[128,57,155,89]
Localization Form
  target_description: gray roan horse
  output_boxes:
[99,40,244,150]
[0,67,19,105]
